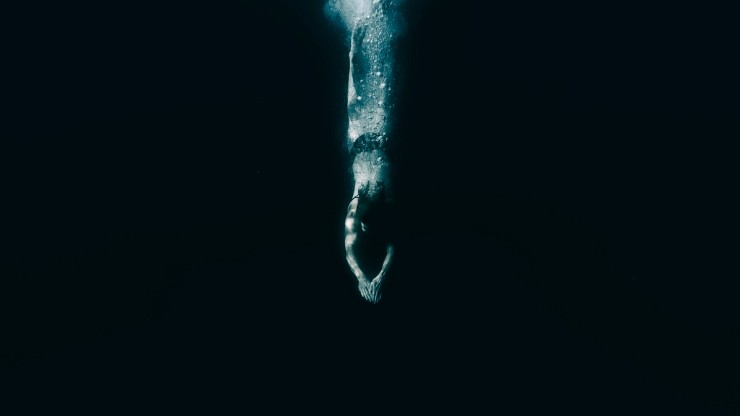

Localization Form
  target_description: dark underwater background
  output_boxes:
[2,1,738,413]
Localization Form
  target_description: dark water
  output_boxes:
[1,1,737,413]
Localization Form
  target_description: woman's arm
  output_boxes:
[344,193,395,303]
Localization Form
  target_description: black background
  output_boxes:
[2,1,738,413]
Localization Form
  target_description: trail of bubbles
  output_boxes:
[325,0,403,149]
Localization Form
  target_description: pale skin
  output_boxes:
[344,188,394,304]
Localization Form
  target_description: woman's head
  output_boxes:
[355,182,395,236]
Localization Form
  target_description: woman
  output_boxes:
[336,0,401,302]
